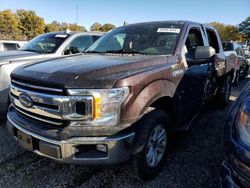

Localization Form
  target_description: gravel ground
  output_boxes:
[0,76,249,188]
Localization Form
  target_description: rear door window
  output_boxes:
[206,29,219,53]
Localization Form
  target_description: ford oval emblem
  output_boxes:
[19,93,33,108]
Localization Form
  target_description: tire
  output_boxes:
[132,109,170,181]
[243,65,249,78]
[216,75,232,106]
[232,70,240,86]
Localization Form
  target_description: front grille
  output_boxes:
[11,79,64,95]
[9,79,93,127]
[15,106,64,126]
[10,92,59,111]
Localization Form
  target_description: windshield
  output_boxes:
[86,23,182,55]
[19,33,70,53]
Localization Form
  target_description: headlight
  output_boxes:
[236,100,250,146]
[67,87,129,126]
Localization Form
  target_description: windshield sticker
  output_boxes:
[157,28,180,33]
[55,34,68,38]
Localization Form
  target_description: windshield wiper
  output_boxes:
[84,50,104,54]
[104,49,145,55]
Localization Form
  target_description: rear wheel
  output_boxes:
[132,109,169,181]
[216,75,231,106]
[232,70,240,86]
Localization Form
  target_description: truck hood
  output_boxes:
[12,54,169,89]
[0,50,41,65]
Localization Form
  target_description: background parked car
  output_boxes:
[0,40,27,51]
[235,46,249,78]
[0,30,104,119]
[221,81,250,187]
[222,41,248,85]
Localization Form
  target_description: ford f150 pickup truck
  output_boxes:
[0,31,103,118]
[7,21,233,180]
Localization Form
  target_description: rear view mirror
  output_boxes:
[194,46,215,59]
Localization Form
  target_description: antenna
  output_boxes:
[76,4,78,24]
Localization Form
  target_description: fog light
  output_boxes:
[96,144,107,153]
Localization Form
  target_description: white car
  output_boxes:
[0,40,27,52]
[222,41,241,85]
[0,31,104,118]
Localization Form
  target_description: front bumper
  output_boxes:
[220,160,240,188]
[7,114,135,165]
[221,157,250,188]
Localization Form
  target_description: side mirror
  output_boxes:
[194,46,215,60]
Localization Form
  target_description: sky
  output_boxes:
[0,0,249,30]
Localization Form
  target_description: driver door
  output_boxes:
[174,26,214,126]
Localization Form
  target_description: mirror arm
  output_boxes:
[187,56,215,66]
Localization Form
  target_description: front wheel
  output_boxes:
[132,109,170,181]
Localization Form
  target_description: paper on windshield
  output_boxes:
[55,34,68,38]
[157,28,180,33]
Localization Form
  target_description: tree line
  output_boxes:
[209,19,250,41]
[0,9,249,42]
[0,9,116,40]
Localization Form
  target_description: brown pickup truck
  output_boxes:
[7,21,233,180]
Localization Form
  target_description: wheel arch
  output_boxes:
[121,79,177,124]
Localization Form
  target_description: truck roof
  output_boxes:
[124,20,210,27]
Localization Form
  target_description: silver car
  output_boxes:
[0,40,27,52]
[0,31,104,118]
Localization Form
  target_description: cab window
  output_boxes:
[206,29,219,53]
[184,28,204,60]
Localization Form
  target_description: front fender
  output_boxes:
[121,79,176,122]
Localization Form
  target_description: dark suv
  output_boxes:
[221,81,250,187]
